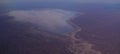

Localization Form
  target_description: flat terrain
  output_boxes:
[72,10,120,54]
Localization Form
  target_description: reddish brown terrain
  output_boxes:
[72,10,120,54]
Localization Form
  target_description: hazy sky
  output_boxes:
[1,0,120,4]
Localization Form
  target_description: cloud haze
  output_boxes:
[0,0,120,3]
[8,9,79,34]
[7,0,120,3]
